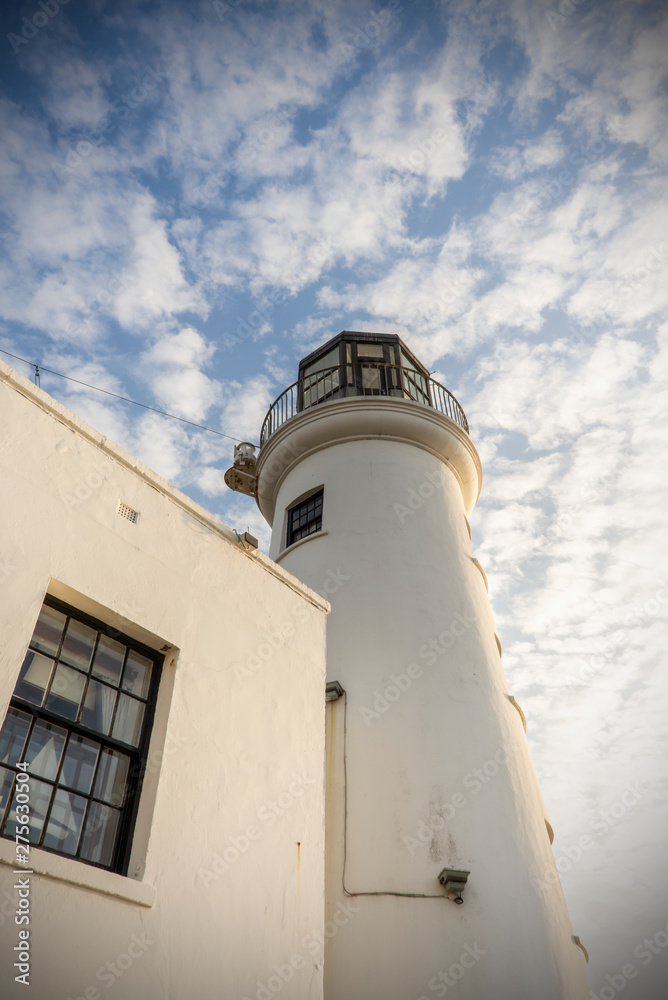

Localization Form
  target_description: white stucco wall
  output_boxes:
[257,398,590,1000]
[0,361,328,1000]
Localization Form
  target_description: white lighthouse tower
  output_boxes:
[233,331,589,1000]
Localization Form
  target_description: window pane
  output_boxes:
[323,370,339,394]
[288,490,323,547]
[60,620,97,672]
[79,802,120,867]
[0,708,32,766]
[93,749,130,806]
[42,788,87,855]
[4,778,53,843]
[92,636,125,686]
[122,652,153,699]
[361,367,381,390]
[111,695,144,747]
[303,369,340,408]
[0,767,14,826]
[30,605,66,657]
[45,665,86,721]
[293,517,322,543]
[14,651,55,706]
[24,720,67,780]
[303,346,339,377]
[60,736,100,794]
[405,374,429,404]
[80,680,116,735]
[0,598,161,873]
[357,342,384,358]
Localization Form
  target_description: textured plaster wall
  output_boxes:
[271,428,590,1000]
[0,362,328,1000]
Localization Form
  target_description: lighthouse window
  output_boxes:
[287,489,324,547]
[356,342,385,358]
[401,351,430,405]
[0,596,162,875]
[302,347,341,409]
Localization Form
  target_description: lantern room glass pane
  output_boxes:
[361,367,382,391]
[356,342,384,358]
[303,345,340,377]
[304,371,339,406]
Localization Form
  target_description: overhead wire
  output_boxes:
[0,347,257,447]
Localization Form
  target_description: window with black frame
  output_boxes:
[287,489,324,547]
[0,598,162,874]
[301,345,341,408]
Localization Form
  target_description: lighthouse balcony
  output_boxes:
[260,331,468,446]
[254,331,481,525]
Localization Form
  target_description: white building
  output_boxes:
[0,334,590,999]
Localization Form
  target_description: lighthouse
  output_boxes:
[230,331,590,1000]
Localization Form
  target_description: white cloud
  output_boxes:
[490,129,566,181]
[140,327,220,422]
[196,466,228,498]
[220,373,276,444]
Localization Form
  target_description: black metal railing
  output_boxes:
[260,363,468,446]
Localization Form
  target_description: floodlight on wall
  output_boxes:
[438,868,470,904]
[326,681,345,702]
[235,530,258,550]
[224,442,258,497]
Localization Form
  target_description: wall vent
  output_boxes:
[117,501,139,524]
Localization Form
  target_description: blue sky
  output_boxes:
[1,0,667,994]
